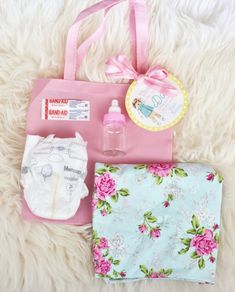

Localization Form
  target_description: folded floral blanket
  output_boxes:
[92,163,223,283]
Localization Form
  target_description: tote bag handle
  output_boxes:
[64,0,149,80]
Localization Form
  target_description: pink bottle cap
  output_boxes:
[103,99,126,125]
[103,112,126,125]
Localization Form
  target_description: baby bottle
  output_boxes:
[103,99,126,156]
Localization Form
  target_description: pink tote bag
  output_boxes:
[22,0,173,225]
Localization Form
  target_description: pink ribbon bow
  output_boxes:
[106,55,177,97]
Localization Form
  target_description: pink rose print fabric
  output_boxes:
[148,163,176,177]
[93,164,130,216]
[93,230,126,280]
[190,229,217,256]
[92,163,223,283]
[162,194,174,208]
[139,265,173,278]
[178,215,219,269]
[95,173,116,201]
[206,171,223,183]
[138,211,161,239]
[134,163,188,185]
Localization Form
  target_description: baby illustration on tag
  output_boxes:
[132,97,162,124]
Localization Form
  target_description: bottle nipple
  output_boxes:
[108,99,121,113]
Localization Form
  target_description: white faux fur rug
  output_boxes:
[0,0,235,291]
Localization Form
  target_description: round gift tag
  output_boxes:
[125,74,189,131]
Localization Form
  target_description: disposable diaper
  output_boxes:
[21,133,88,220]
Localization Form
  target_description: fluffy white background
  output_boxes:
[0,0,235,291]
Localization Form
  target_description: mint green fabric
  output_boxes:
[92,163,223,284]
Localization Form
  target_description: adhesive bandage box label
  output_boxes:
[41,99,90,121]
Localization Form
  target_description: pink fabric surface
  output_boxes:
[22,0,174,225]
[22,79,173,224]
